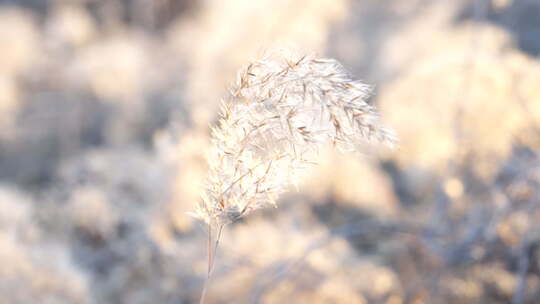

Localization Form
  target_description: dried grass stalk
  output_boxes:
[192,51,395,303]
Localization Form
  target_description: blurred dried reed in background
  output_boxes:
[0,0,539,303]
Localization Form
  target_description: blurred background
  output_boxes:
[0,0,539,303]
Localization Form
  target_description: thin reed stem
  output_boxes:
[199,223,225,304]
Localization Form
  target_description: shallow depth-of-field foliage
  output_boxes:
[0,0,539,303]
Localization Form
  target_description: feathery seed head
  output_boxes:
[191,52,396,225]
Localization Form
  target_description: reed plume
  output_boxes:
[192,52,395,303]
[191,52,395,226]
